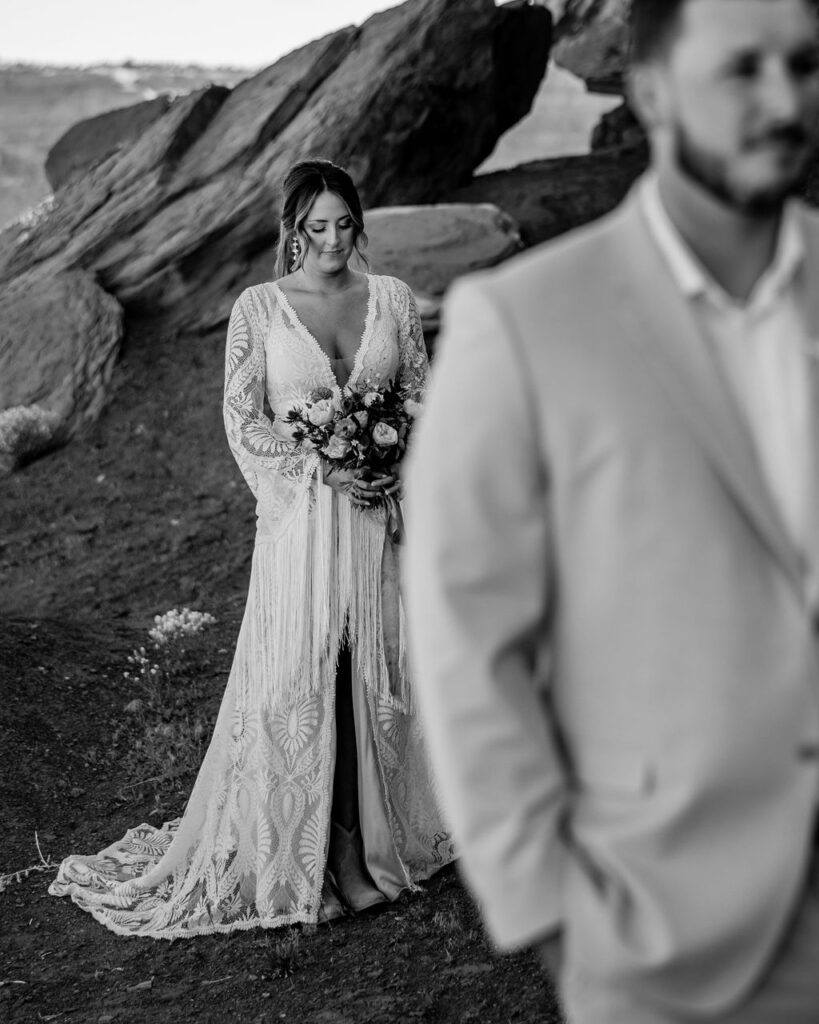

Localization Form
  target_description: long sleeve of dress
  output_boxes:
[223,287,320,536]
[393,280,428,400]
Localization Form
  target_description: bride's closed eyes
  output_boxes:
[306,219,353,233]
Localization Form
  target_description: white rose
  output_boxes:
[322,436,352,459]
[372,422,399,447]
[307,398,335,426]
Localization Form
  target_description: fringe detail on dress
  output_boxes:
[349,505,413,714]
[249,484,411,712]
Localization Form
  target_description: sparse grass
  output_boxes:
[109,609,218,813]
[0,831,58,893]
[431,908,465,936]
[269,928,302,977]
[430,906,480,964]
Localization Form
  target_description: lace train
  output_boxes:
[49,274,454,937]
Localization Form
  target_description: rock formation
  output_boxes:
[364,203,523,333]
[447,146,647,248]
[45,96,173,191]
[590,99,646,153]
[552,0,630,93]
[0,269,123,423]
[0,269,124,476]
[0,0,551,332]
[0,0,551,471]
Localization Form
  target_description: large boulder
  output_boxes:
[447,146,648,248]
[0,0,551,339]
[45,95,173,191]
[0,268,124,449]
[590,99,646,152]
[364,202,523,333]
[552,0,630,93]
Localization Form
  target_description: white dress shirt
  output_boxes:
[641,177,817,597]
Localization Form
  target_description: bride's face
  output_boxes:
[301,190,357,274]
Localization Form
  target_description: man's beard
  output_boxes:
[673,121,813,217]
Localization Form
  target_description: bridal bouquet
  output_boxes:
[284,380,422,542]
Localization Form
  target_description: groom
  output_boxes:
[404,0,819,1020]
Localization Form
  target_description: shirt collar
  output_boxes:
[639,173,804,311]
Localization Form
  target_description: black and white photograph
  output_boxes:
[3,1,819,1022]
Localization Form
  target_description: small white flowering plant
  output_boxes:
[0,404,61,473]
[124,607,216,688]
[148,607,216,646]
[115,607,218,811]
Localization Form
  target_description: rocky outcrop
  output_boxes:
[0,64,245,230]
[45,95,173,191]
[447,146,647,248]
[590,99,645,152]
[0,0,551,339]
[552,0,629,92]
[0,269,124,450]
[365,202,523,333]
[0,0,552,473]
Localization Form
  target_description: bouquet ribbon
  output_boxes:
[384,493,405,546]
[380,517,403,704]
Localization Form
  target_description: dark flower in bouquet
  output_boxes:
[284,381,421,542]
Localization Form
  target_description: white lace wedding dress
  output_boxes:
[49,274,455,937]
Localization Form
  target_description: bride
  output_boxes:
[49,159,454,936]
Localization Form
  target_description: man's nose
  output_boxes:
[759,59,804,122]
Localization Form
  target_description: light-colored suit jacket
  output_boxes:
[404,181,819,1016]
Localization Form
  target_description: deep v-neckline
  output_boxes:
[272,275,376,389]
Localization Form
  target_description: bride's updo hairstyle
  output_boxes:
[274,159,368,278]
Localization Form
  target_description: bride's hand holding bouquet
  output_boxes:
[321,465,398,510]
[285,380,420,542]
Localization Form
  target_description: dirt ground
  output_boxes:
[0,318,565,1023]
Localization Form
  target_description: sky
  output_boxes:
[0,0,397,68]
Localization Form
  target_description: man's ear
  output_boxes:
[626,64,670,132]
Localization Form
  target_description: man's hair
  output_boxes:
[630,0,819,64]
[629,0,687,65]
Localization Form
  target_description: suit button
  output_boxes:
[796,740,819,760]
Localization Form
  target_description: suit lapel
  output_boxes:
[795,207,819,343]
[794,210,819,606]
[613,193,804,596]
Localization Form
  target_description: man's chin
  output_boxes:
[674,127,813,217]
[728,172,807,215]
[726,147,817,210]
[694,168,806,217]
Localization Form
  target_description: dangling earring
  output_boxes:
[290,233,302,272]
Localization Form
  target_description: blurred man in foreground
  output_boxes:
[405,0,819,1020]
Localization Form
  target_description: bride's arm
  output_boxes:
[223,288,320,520]
[394,279,428,401]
